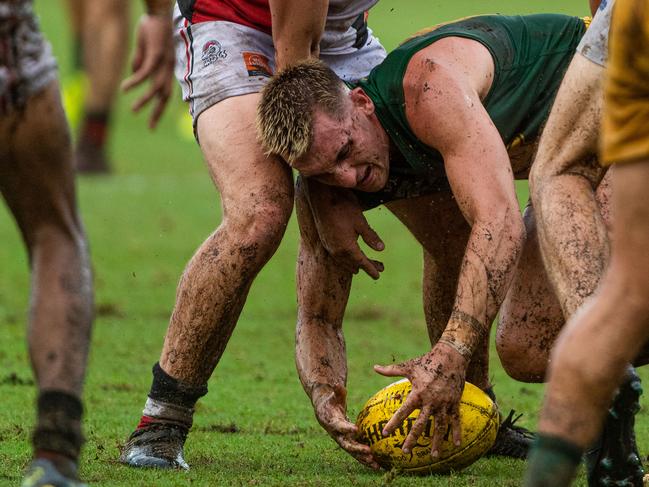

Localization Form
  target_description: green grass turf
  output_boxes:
[0,1,645,485]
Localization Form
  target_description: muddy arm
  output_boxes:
[269,0,328,70]
[294,178,379,468]
[294,178,353,406]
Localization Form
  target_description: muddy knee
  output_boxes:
[22,195,88,265]
[226,196,293,264]
[496,316,551,383]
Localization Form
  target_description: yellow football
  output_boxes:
[355,379,499,474]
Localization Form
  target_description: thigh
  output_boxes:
[174,16,276,126]
[84,0,130,19]
[531,2,613,187]
[501,171,612,340]
[196,93,294,221]
[0,82,77,246]
[82,0,130,104]
[530,53,605,188]
[610,164,649,294]
[498,203,564,355]
[173,17,283,211]
[607,162,649,360]
[529,52,610,320]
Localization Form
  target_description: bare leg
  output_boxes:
[81,0,130,113]
[120,93,294,469]
[0,82,93,396]
[497,53,615,383]
[497,204,564,382]
[529,54,607,318]
[158,94,294,385]
[539,160,649,449]
[75,0,130,173]
[504,48,649,381]
[1,82,93,479]
[497,177,611,383]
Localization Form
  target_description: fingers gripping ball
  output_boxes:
[355,379,499,474]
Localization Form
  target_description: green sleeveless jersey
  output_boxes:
[354,14,586,177]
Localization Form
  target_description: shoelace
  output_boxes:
[499,409,534,440]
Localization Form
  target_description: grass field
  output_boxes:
[0,1,645,485]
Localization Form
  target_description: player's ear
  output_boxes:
[349,87,375,115]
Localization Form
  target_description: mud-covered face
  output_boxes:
[291,89,390,192]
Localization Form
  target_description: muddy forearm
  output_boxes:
[295,178,353,405]
[269,0,328,70]
[300,178,337,224]
[439,213,525,358]
[295,239,352,404]
[295,313,348,406]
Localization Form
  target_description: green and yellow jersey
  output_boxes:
[355,13,587,178]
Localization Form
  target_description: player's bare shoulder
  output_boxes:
[404,37,494,102]
[402,37,496,146]
[402,44,475,147]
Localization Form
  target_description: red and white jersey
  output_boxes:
[176,0,378,37]
[177,0,271,32]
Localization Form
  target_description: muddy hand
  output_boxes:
[312,384,380,469]
[122,13,174,129]
[374,344,467,457]
[311,185,385,279]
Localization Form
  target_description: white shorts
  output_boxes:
[576,0,614,66]
[0,4,57,113]
[173,7,386,128]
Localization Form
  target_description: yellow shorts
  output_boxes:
[602,0,649,165]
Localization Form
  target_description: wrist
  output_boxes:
[309,382,335,407]
[440,310,488,358]
[436,338,472,362]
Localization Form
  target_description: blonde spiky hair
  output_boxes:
[256,58,347,164]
